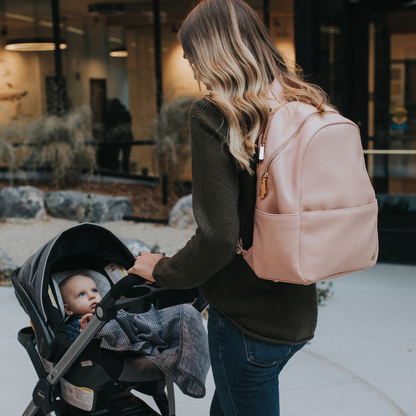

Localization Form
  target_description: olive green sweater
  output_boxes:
[153,97,317,344]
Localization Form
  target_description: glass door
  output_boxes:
[366,9,416,234]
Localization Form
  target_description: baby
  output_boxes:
[59,274,102,340]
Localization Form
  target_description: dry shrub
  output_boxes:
[24,105,96,188]
[0,124,19,184]
[154,96,196,196]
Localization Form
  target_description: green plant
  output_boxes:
[154,96,196,197]
[378,197,416,229]
[317,281,334,305]
[150,243,162,254]
[379,197,411,215]
[137,244,163,257]
[24,105,96,188]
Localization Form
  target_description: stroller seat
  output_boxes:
[12,223,207,416]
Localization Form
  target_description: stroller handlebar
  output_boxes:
[95,273,200,321]
[96,273,151,320]
[109,273,149,299]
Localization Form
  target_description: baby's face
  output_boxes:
[62,275,102,316]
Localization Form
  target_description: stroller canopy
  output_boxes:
[16,222,136,321]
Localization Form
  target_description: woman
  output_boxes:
[128,0,331,414]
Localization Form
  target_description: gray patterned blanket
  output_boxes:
[96,304,210,398]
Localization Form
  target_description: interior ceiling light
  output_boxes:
[110,48,128,57]
[88,3,125,16]
[5,38,67,51]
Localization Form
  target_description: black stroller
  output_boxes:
[11,222,206,416]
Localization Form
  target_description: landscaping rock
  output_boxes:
[0,247,19,286]
[122,239,156,256]
[91,194,133,223]
[0,186,46,219]
[168,194,196,230]
[44,191,132,223]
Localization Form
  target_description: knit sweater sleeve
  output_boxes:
[152,98,240,289]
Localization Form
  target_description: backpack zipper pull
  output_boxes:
[259,143,265,161]
[260,172,268,199]
[258,134,266,166]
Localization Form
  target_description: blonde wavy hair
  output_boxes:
[179,0,333,173]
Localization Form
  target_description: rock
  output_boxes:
[0,186,46,219]
[44,191,133,223]
[0,247,19,286]
[44,191,86,220]
[92,194,133,223]
[168,194,196,230]
[122,239,156,256]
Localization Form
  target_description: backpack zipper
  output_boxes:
[259,111,336,199]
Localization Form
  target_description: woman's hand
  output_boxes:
[127,252,164,283]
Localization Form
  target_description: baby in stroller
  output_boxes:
[59,272,102,340]
[12,223,209,416]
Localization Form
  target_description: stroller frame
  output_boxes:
[12,223,207,416]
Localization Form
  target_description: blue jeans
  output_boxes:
[208,306,305,416]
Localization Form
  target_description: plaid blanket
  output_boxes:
[96,304,210,398]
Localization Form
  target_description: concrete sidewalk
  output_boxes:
[1,263,415,415]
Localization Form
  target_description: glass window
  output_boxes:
[368,10,416,232]
[0,0,296,179]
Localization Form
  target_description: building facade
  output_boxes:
[0,0,415,261]
[295,0,416,262]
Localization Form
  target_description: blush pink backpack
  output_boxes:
[238,80,379,285]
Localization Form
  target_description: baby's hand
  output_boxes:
[80,313,94,331]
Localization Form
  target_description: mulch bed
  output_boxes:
[0,179,182,221]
